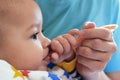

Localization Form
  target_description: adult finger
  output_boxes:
[83,22,96,29]
[79,28,112,41]
[81,39,117,53]
[76,46,112,62]
[77,55,107,72]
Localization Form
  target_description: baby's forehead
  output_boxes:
[0,0,30,9]
[0,0,39,27]
[0,0,36,15]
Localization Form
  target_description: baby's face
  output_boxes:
[0,0,51,70]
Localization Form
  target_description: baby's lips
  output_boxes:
[43,55,51,64]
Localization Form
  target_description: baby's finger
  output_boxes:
[51,52,60,63]
[69,29,84,44]
[51,52,59,60]
[62,34,77,48]
[55,36,71,54]
[51,51,66,63]
[68,29,80,35]
[51,39,64,54]
[68,29,81,39]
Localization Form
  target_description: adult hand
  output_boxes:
[76,22,117,80]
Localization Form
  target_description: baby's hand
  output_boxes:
[50,29,80,63]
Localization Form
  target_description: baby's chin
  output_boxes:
[38,65,48,71]
[38,53,51,71]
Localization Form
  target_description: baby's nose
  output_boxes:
[43,37,51,48]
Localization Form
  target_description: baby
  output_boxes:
[0,0,81,80]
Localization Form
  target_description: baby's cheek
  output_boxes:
[32,39,42,49]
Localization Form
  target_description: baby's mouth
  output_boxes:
[43,54,51,65]
[43,46,55,65]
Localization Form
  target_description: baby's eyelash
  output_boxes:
[31,32,39,40]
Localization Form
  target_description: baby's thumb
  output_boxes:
[50,52,60,63]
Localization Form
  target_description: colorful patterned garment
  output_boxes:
[0,60,81,80]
